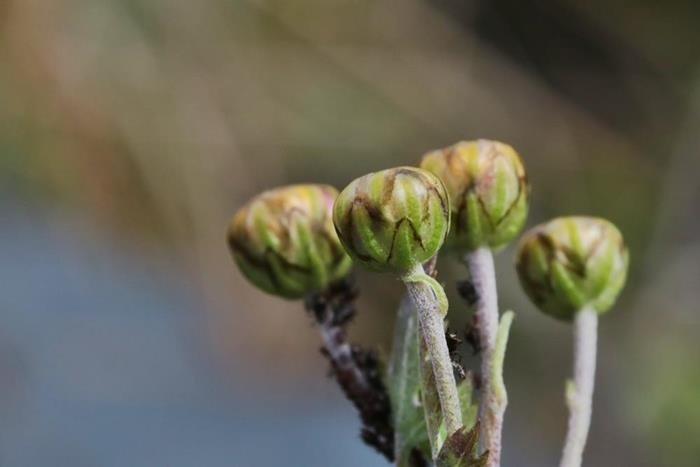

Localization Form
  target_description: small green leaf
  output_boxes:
[492,310,515,405]
[458,377,478,430]
[418,326,445,459]
[416,322,479,461]
[388,296,431,465]
[428,378,479,463]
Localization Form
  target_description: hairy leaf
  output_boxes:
[388,296,431,465]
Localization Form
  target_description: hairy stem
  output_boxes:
[403,263,463,437]
[464,247,503,466]
[560,306,598,467]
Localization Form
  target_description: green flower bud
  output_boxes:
[227,184,352,299]
[333,167,450,274]
[420,139,529,252]
[515,216,629,321]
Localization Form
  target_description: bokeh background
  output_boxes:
[1,0,699,466]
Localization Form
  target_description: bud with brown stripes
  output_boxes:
[227,184,352,298]
[420,139,529,252]
[332,167,450,274]
[515,216,629,321]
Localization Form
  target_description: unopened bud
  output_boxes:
[333,167,450,274]
[420,140,528,252]
[515,216,629,320]
[227,184,352,298]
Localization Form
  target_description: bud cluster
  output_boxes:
[224,139,631,467]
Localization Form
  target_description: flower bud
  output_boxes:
[227,184,352,299]
[333,167,450,274]
[420,140,529,252]
[515,216,629,321]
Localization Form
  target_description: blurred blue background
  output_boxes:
[0,198,382,467]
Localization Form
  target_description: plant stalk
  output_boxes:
[560,305,598,467]
[403,264,463,437]
[318,318,371,391]
[305,278,394,461]
[464,247,504,467]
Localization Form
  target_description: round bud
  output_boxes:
[227,184,352,299]
[333,167,450,274]
[420,139,529,252]
[515,216,629,321]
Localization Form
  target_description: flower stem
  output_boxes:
[403,263,463,437]
[560,305,598,467]
[464,247,504,467]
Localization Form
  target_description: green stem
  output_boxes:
[403,263,463,439]
[464,247,505,467]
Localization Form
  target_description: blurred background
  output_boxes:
[1,0,699,465]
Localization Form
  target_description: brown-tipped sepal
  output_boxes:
[333,167,450,274]
[515,216,629,321]
[227,184,352,299]
[420,140,528,252]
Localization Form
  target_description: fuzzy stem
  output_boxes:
[403,263,463,437]
[560,306,598,467]
[464,247,503,467]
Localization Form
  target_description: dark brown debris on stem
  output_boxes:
[457,276,483,357]
[446,330,467,381]
[457,277,479,307]
[304,275,395,461]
